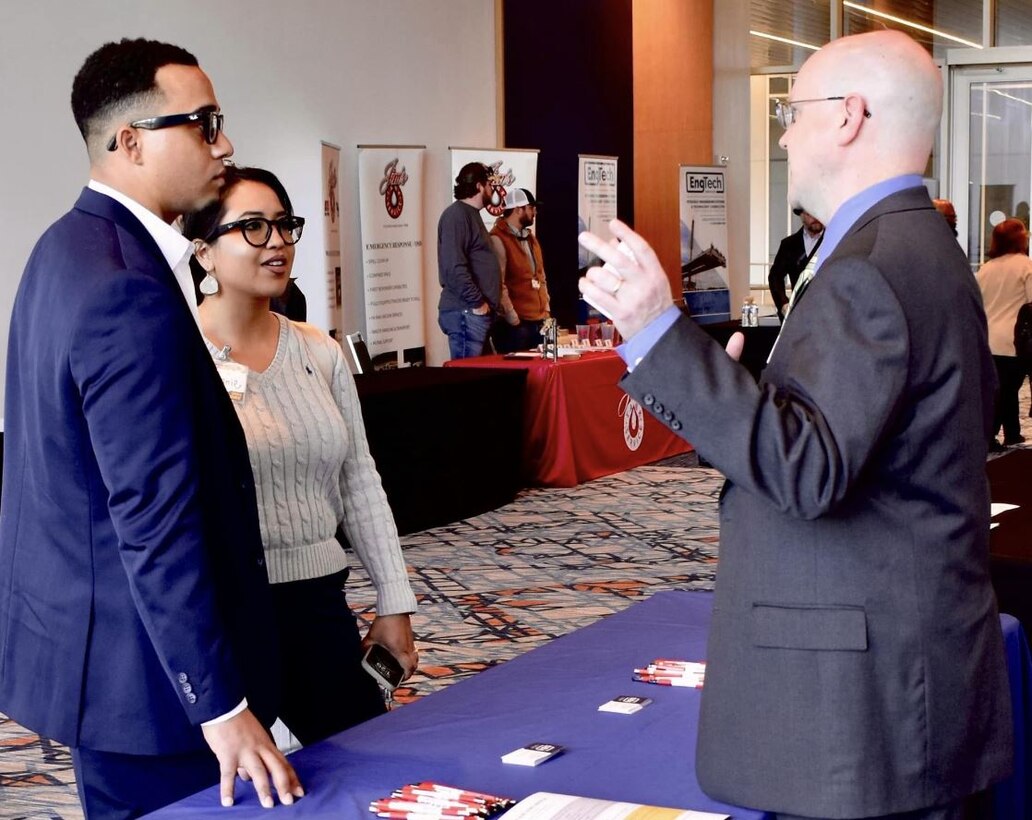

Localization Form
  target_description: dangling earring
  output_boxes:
[199,273,219,296]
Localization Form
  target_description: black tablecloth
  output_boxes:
[988,449,1032,635]
[699,319,780,382]
[354,367,526,535]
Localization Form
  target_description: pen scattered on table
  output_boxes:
[633,658,706,688]
[369,781,514,818]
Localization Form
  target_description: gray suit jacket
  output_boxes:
[622,187,1012,817]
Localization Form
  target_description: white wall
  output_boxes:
[0,0,498,411]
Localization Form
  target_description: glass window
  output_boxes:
[750,0,830,70]
[996,0,1032,47]
[843,0,982,58]
[768,91,790,265]
[965,81,1032,266]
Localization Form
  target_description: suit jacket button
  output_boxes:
[185,693,197,704]
[663,410,674,421]
[182,683,193,694]
[653,402,664,414]
[177,673,188,684]
[643,394,655,406]
[671,420,682,431]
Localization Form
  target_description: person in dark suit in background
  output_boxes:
[0,38,302,818]
[579,30,1011,819]
[767,207,824,322]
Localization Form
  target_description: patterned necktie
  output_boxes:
[783,254,817,320]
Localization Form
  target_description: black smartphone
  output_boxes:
[361,643,404,691]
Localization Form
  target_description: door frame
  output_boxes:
[947,46,1032,264]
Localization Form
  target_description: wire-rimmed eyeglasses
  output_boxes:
[106,108,225,152]
[206,216,306,248]
[774,96,872,129]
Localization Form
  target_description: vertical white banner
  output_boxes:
[448,147,539,231]
[577,155,618,322]
[577,154,618,272]
[321,142,343,337]
[679,165,730,323]
[357,145,426,367]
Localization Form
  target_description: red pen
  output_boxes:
[634,675,703,687]
[412,783,510,804]
[372,800,480,813]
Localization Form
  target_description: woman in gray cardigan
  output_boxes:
[184,166,418,745]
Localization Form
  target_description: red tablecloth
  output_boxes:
[447,351,691,487]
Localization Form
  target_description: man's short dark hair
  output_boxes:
[454,162,489,200]
[71,38,199,148]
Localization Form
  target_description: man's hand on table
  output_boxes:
[201,708,304,808]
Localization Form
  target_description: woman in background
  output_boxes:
[976,217,1032,450]
[183,166,417,745]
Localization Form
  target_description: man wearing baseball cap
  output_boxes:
[489,187,552,352]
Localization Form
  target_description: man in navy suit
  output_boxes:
[579,31,1011,819]
[0,39,302,818]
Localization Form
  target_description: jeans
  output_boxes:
[439,309,494,359]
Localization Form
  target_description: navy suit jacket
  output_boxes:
[623,187,1012,816]
[0,188,278,755]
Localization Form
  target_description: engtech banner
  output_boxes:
[679,165,730,323]
[357,145,426,367]
[577,154,618,272]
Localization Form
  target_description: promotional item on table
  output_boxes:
[633,659,706,688]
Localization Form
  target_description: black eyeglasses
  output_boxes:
[206,216,306,247]
[106,109,224,152]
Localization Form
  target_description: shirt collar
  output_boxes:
[816,174,924,272]
[87,179,194,272]
[497,217,530,240]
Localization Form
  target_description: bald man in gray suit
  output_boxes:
[579,31,1011,820]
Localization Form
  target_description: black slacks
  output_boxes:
[271,569,387,747]
[992,354,1025,441]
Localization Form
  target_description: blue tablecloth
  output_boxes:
[148,592,1030,819]
[996,613,1032,818]
[148,591,763,818]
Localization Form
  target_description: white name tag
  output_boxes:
[215,361,249,402]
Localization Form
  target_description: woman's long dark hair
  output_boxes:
[182,165,295,290]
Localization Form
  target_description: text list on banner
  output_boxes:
[321,141,343,337]
[679,165,730,324]
[577,155,618,321]
[358,145,426,368]
[449,147,539,232]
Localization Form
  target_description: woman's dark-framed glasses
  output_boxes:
[207,216,306,247]
[106,109,224,151]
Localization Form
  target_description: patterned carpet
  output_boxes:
[0,452,722,819]
[3,381,1030,819]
